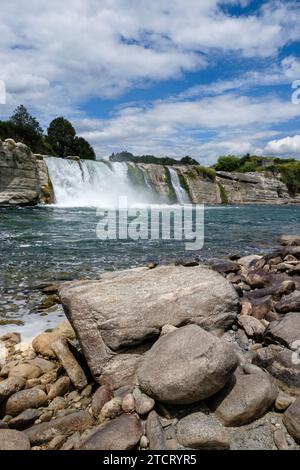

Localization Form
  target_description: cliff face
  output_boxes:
[0,139,54,206]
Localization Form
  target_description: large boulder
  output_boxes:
[264,312,300,349]
[208,372,277,426]
[283,397,300,443]
[5,388,47,416]
[59,265,240,381]
[0,429,31,450]
[137,324,238,405]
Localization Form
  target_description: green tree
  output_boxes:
[180,156,199,165]
[0,105,44,150]
[214,155,241,172]
[72,136,96,160]
[47,117,76,158]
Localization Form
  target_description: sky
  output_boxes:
[0,0,300,164]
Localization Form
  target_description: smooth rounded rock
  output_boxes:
[137,324,238,405]
[177,412,230,450]
[5,388,47,416]
[0,376,26,402]
[0,429,31,450]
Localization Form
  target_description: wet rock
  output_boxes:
[208,372,278,426]
[280,235,300,246]
[0,332,21,344]
[79,413,143,450]
[137,324,238,405]
[238,316,265,338]
[176,412,230,450]
[5,388,47,416]
[59,265,239,381]
[98,397,122,423]
[283,396,300,443]
[9,363,42,380]
[133,388,155,415]
[275,291,300,313]
[122,393,135,413]
[0,429,31,450]
[47,376,71,400]
[0,376,26,402]
[39,294,60,310]
[25,411,94,445]
[210,259,240,274]
[51,337,88,390]
[264,312,300,349]
[9,409,42,430]
[238,255,263,269]
[91,386,113,418]
[146,410,167,450]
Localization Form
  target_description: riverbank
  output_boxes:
[0,235,300,450]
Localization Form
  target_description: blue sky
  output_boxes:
[0,0,300,163]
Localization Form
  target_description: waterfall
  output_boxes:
[168,167,190,204]
[44,157,157,207]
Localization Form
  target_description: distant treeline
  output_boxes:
[0,105,96,160]
[109,151,199,166]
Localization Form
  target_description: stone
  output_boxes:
[0,376,26,402]
[32,331,64,358]
[0,332,21,344]
[9,363,42,380]
[29,357,56,374]
[146,410,167,450]
[98,397,122,423]
[273,429,289,450]
[5,388,47,416]
[274,280,296,300]
[275,291,300,313]
[137,324,238,405]
[9,409,42,430]
[243,269,269,289]
[91,386,113,418]
[48,376,71,400]
[81,384,93,398]
[48,397,67,411]
[275,392,296,412]
[264,312,300,349]
[238,255,263,269]
[0,429,31,450]
[48,434,67,450]
[283,397,300,443]
[122,394,135,413]
[176,412,230,450]
[79,414,143,450]
[208,372,278,426]
[133,388,155,415]
[253,345,300,393]
[160,324,178,336]
[210,259,240,274]
[140,435,149,448]
[238,316,265,338]
[250,296,273,320]
[100,353,142,390]
[59,265,240,381]
[280,235,300,246]
[51,337,88,390]
[25,411,94,445]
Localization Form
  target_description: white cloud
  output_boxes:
[265,135,300,155]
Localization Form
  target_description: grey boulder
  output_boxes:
[137,324,238,405]
[177,412,230,450]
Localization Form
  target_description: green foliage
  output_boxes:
[164,167,177,203]
[196,166,216,181]
[180,156,199,165]
[72,136,96,160]
[214,155,241,172]
[47,117,76,158]
[178,173,192,200]
[110,151,199,166]
[127,163,146,187]
[218,183,228,204]
[278,162,300,196]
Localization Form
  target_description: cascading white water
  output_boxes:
[44,157,156,207]
[168,167,190,204]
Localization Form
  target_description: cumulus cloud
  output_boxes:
[265,135,300,155]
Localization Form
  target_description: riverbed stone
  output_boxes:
[59,265,240,381]
[8,409,42,430]
[47,376,71,399]
[79,413,143,450]
[9,363,42,380]
[208,372,278,426]
[176,412,230,450]
[0,429,31,450]
[91,386,113,418]
[264,312,300,349]
[5,388,47,416]
[238,315,265,337]
[146,410,167,450]
[137,324,238,405]
[25,411,94,445]
[280,235,300,246]
[51,337,88,390]
[283,397,300,442]
[275,291,300,313]
[0,376,26,402]
[133,388,155,415]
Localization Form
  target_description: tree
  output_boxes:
[2,105,44,150]
[180,156,199,165]
[214,155,241,172]
[72,136,96,160]
[47,117,76,158]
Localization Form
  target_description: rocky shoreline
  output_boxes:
[0,234,300,451]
